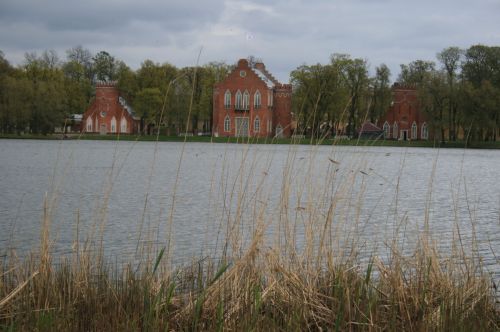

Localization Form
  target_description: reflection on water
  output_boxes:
[0,139,499,281]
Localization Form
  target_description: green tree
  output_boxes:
[398,60,436,86]
[93,51,117,82]
[133,88,163,134]
[370,64,392,124]
[437,47,462,141]
[333,54,370,137]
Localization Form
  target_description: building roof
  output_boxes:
[359,122,382,132]
[251,67,275,88]
[118,96,139,119]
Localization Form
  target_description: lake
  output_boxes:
[0,139,499,281]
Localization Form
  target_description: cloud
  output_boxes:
[0,0,499,82]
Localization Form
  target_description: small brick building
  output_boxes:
[82,82,139,135]
[212,59,292,138]
[379,83,429,140]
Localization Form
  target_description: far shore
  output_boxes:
[1,133,500,149]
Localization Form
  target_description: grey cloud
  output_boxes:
[0,0,498,82]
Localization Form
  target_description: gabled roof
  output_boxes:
[360,122,382,132]
[118,96,138,119]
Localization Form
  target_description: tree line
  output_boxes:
[0,46,231,135]
[292,45,500,142]
[1,45,499,141]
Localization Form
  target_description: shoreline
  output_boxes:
[2,133,500,149]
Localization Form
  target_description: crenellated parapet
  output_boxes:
[95,81,118,88]
[392,82,417,90]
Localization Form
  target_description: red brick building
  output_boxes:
[82,82,139,135]
[379,83,429,140]
[212,59,292,138]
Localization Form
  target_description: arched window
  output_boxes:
[267,119,272,133]
[120,117,127,133]
[235,90,242,109]
[224,115,231,132]
[411,122,417,139]
[275,124,283,138]
[421,122,428,140]
[224,90,231,109]
[268,90,273,107]
[393,122,398,139]
[243,90,250,110]
[254,90,261,109]
[86,116,93,132]
[111,116,117,133]
[254,116,260,133]
[383,121,390,138]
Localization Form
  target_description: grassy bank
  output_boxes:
[1,135,499,331]
[2,132,500,149]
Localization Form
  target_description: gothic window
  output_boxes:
[243,90,250,110]
[393,122,398,139]
[275,124,283,138]
[224,90,231,109]
[224,115,231,132]
[120,117,127,133]
[111,116,117,133]
[254,90,261,109]
[383,122,390,139]
[421,122,428,140]
[235,90,242,109]
[254,116,260,133]
[86,117,93,132]
[411,122,417,139]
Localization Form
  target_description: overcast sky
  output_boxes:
[1,0,499,82]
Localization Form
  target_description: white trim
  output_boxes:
[421,122,429,140]
[111,116,117,133]
[86,116,93,132]
[254,116,260,133]
[243,90,250,110]
[254,90,261,109]
[275,124,283,138]
[411,121,417,139]
[383,121,390,138]
[120,117,127,133]
[235,90,242,109]
[224,90,231,109]
[224,115,231,132]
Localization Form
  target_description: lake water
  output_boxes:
[0,139,499,281]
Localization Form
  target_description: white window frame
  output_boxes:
[411,122,417,139]
[235,90,242,109]
[421,122,428,140]
[111,116,117,133]
[243,90,250,110]
[120,117,127,133]
[86,117,93,132]
[224,115,231,132]
[383,121,390,139]
[254,116,260,133]
[275,124,283,138]
[224,90,231,109]
[254,90,261,109]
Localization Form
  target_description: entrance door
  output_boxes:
[235,117,249,137]
[401,130,408,141]
[100,124,107,135]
